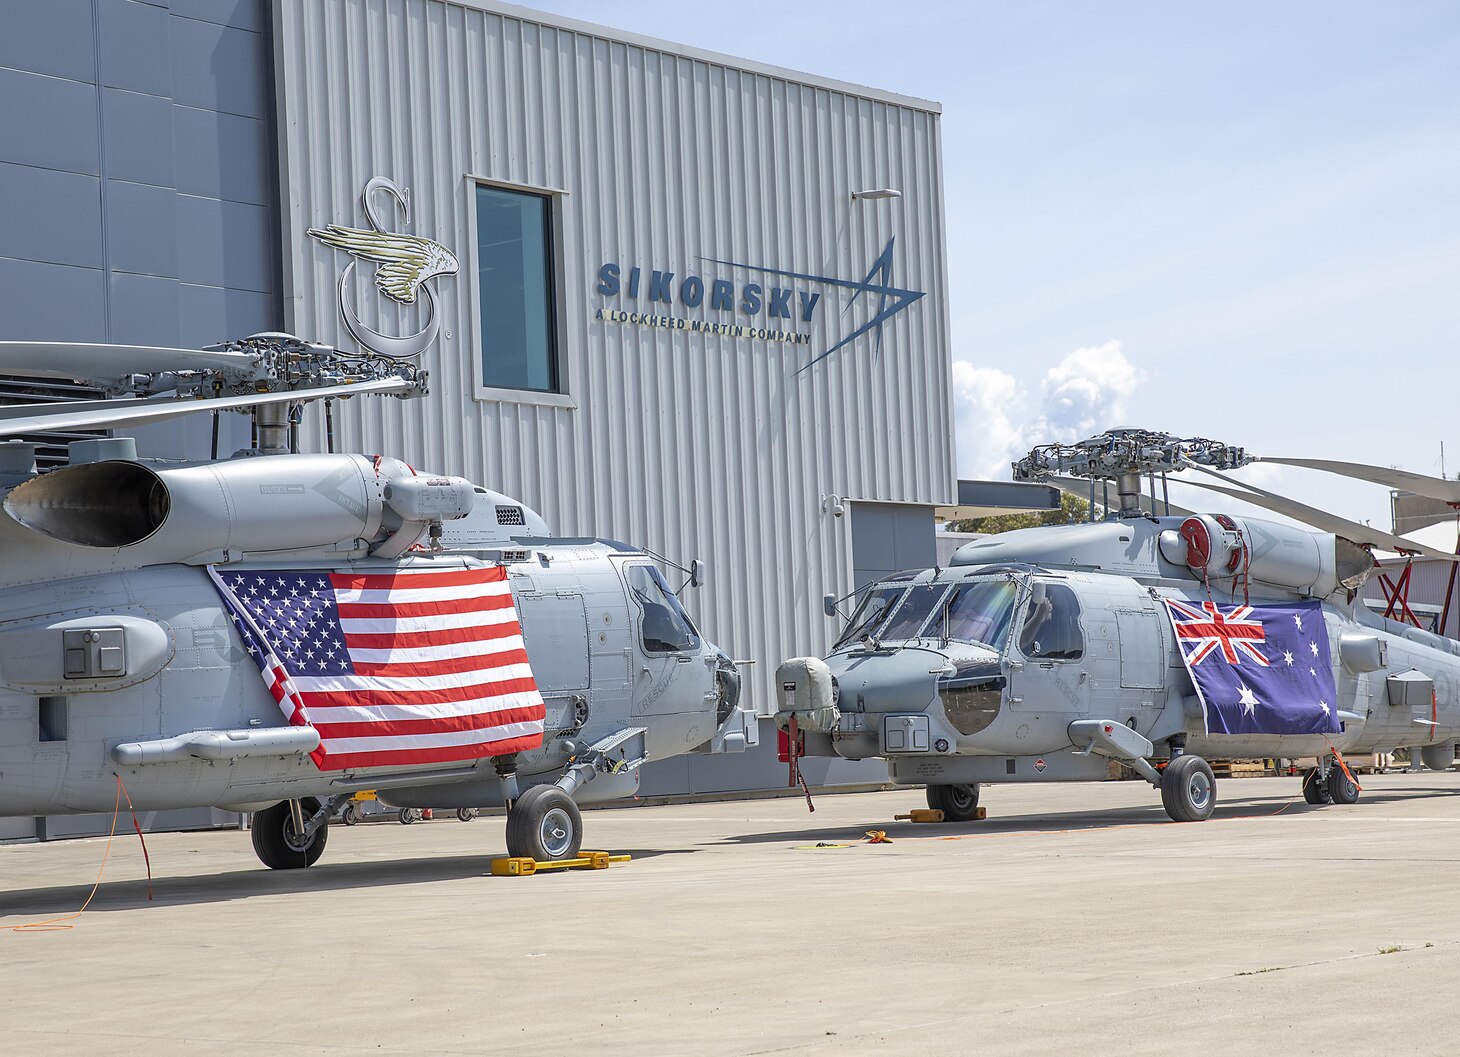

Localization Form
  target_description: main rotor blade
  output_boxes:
[0,377,413,438]
[0,341,262,381]
[1043,474,1198,519]
[1183,465,1458,562]
[1257,456,1460,504]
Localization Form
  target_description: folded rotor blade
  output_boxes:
[1183,465,1458,562]
[1043,474,1198,519]
[1256,456,1460,505]
[0,341,262,381]
[0,377,413,438]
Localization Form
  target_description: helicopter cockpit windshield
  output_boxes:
[834,584,906,648]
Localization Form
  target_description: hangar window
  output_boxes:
[475,184,558,393]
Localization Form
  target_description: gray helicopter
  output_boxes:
[0,334,755,868]
[776,429,1460,824]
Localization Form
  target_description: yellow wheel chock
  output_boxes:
[490,851,631,876]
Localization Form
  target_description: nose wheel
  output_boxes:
[505,785,583,862]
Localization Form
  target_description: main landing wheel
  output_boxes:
[926,783,981,822]
[1327,766,1360,805]
[1302,767,1332,805]
[251,798,329,870]
[1161,755,1216,822]
[505,785,582,862]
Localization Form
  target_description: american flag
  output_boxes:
[209,566,545,770]
[1164,597,1340,736]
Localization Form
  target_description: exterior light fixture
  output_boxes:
[850,188,902,201]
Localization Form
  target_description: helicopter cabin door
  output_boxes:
[1114,609,1165,691]
[514,590,590,734]
[622,562,703,717]
[1011,581,1089,714]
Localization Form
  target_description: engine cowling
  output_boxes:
[3,453,475,563]
[1158,513,1371,597]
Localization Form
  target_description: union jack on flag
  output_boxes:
[209,566,545,770]
[1162,597,1340,736]
[1165,599,1269,668]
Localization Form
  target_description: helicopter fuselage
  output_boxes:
[777,514,1460,795]
[0,455,752,820]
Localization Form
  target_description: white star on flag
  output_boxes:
[1294,614,1303,631]
[1319,700,1330,716]
[1309,641,1319,656]
[1309,667,1317,677]
[1237,684,1259,717]
[1283,650,1294,665]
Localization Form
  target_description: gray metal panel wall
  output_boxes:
[0,0,281,836]
[0,0,279,461]
[851,502,937,594]
[273,0,954,722]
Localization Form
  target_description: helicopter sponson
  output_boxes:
[776,513,1460,824]
[0,449,755,866]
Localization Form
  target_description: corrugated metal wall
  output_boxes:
[272,0,953,715]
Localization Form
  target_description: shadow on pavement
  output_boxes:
[0,845,693,920]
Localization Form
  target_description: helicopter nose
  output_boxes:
[936,657,1005,737]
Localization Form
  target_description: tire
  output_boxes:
[399,808,421,825]
[925,783,981,822]
[505,785,582,862]
[1328,766,1360,805]
[1161,755,1216,822]
[456,807,478,823]
[1302,767,1332,805]
[250,798,329,870]
[341,803,361,826]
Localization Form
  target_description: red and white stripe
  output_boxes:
[225,566,544,771]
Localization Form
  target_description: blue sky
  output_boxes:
[526,0,1460,528]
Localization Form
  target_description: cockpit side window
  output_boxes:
[1019,583,1084,660]
[834,586,904,648]
[941,580,1019,649]
[625,564,701,653]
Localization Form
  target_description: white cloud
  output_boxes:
[952,340,1143,479]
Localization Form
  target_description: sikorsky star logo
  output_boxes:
[595,237,925,372]
[309,177,458,359]
[710,238,925,373]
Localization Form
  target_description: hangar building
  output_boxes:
[0,0,953,834]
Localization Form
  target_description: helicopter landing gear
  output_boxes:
[505,785,583,861]
[1161,755,1216,822]
[926,783,981,821]
[251,797,330,869]
[1301,766,1332,805]
[1328,766,1360,805]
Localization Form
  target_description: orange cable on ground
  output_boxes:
[10,776,125,933]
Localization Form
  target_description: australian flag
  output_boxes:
[1163,598,1340,736]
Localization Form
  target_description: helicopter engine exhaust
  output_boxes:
[3,460,171,547]
[4,454,477,563]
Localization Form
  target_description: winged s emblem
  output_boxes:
[307,225,459,306]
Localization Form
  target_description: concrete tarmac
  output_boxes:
[3,772,1460,1056]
